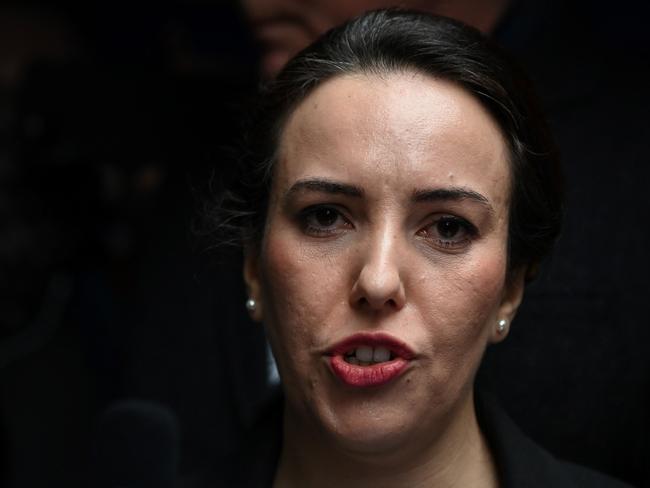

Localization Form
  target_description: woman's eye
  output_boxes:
[299,205,351,236]
[418,215,477,250]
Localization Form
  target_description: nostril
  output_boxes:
[387,299,397,308]
[355,295,401,310]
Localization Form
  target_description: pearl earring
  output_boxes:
[245,298,257,312]
[497,319,508,333]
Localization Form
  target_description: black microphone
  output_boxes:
[91,399,180,488]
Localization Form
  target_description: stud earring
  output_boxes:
[245,298,257,312]
[497,319,508,333]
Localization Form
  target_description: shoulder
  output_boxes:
[476,391,634,488]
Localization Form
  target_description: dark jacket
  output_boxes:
[196,390,633,487]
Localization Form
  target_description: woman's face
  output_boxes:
[245,72,524,454]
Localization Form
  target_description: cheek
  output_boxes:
[412,249,506,391]
[454,253,506,323]
[260,239,309,349]
[414,243,506,316]
[259,230,346,369]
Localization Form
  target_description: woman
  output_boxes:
[209,9,630,488]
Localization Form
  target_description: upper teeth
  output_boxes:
[349,346,391,363]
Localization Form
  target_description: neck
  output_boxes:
[274,390,499,488]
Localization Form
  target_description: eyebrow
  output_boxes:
[412,187,494,212]
[285,178,364,198]
[284,178,493,212]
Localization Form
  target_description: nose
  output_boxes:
[350,228,406,312]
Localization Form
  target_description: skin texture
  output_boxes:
[242,0,512,77]
[244,72,525,487]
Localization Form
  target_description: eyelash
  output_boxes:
[298,205,352,236]
[298,205,478,250]
[416,215,478,251]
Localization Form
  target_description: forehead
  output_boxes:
[276,72,510,207]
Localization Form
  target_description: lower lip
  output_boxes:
[330,355,410,388]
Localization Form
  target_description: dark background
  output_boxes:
[1,2,265,486]
[1,1,648,487]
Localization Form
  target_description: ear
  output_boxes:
[490,266,526,344]
[243,249,264,322]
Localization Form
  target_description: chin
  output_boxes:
[325,417,407,452]
[328,414,420,456]
[314,389,430,455]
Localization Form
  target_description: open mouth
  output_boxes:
[327,333,415,388]
[343,346,395,366]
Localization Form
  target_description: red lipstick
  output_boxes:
[327,332,415,388]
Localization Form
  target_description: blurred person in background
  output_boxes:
[242,0,510,78]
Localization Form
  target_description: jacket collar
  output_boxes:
[476,391,576,487]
